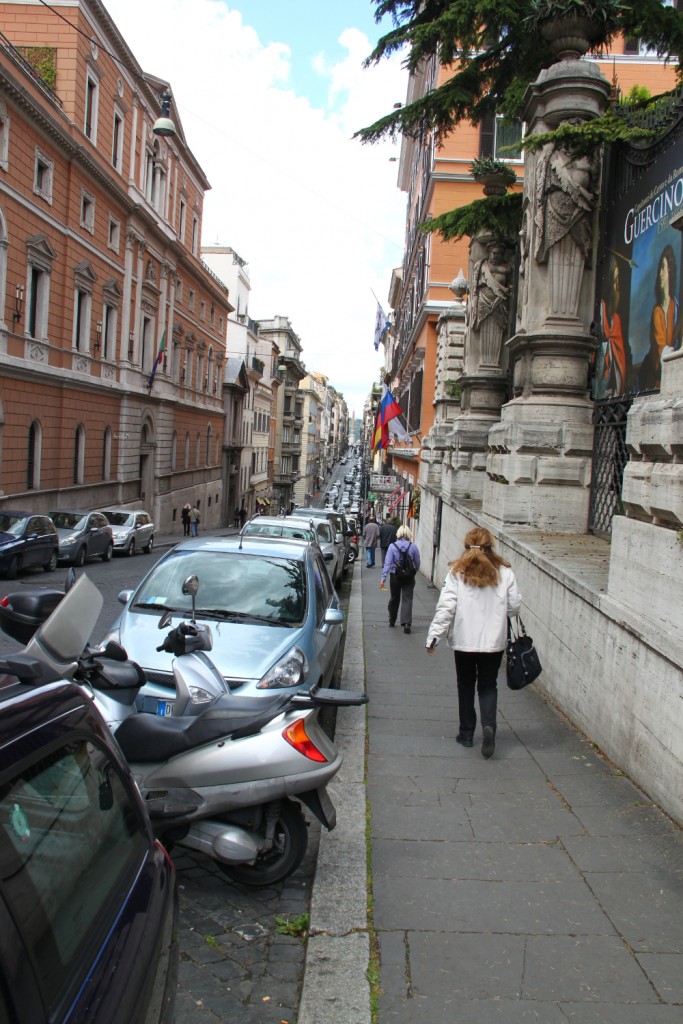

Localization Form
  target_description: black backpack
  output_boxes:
[394,543,416,580]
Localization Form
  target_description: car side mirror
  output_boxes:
[117,589,134,605]
[324,608,344,625]
[335,532,343,544]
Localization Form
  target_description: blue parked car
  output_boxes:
[104,534,345,715]
[0,670,178,1022]
[0,511,59,579]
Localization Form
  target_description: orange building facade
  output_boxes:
[0,0,230,532]
[384,39,678,507]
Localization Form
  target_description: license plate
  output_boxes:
[157,700,174,717]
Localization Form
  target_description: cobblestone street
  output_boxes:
[174,823,320,1024]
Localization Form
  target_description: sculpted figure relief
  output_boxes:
[469,239,512,367]
[533,144,598,318]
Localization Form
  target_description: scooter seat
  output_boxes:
[115,694,290,762]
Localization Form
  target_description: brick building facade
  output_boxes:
[0,0,230,532]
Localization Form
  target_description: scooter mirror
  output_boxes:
[158,609,173,630]
[182,575,199,624]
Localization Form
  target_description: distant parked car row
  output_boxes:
[0,507,155,579]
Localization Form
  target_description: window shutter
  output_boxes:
[479,115,495,158]
[623,37,639,54]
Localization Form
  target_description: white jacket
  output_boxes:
[426,566,522,653]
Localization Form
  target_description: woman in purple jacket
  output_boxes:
[380,526,420,634]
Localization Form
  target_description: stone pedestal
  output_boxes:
[607,350,683,630]
[483,57,611,531]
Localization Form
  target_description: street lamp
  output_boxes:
[152,93,176,137]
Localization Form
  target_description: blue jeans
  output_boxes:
[366,548,375,566]
[191,522,199,537]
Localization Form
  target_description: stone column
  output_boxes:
[445,234,514,502]
[484,58,611,530]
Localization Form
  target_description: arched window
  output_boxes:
[171,430,177,471]
[195,432,201,468]
[102,425,112,480]
[205,424,212,465]
[184,431,190,470]
[27,419,42,490]
[0,207,8,332]
[73,424,85,485]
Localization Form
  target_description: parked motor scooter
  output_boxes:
[0,573,367,886]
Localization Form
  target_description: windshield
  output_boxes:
[0,514,27,536]
[133,550,307,625]
[102,511,133,527]
[243,523,314,542]
[51,512,86,530]
[316,522,333,544]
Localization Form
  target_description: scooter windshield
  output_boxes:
[24,574,103,673]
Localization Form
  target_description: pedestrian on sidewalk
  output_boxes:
[189,504,201,537]
[379,515,397,565]
[380,526,420,633]
[363,516,380,567]
[181,503,191,537]
[425,527,522,759]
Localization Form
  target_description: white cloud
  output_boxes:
[104,0,406,419]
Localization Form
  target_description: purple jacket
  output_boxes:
[381,539,420,584]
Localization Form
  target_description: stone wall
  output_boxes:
[416,486,683,826]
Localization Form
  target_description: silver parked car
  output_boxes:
[50,509,114,565]
[102,534,344,712]
[100,508,154,556]
[241,514,344,585]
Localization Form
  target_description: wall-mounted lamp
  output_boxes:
[128,331,135,360]
[94,320,102,354]
[152,92,176,138]
[12,284,24,325]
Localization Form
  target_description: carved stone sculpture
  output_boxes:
[469,239,512,368]
[534,143,598,318]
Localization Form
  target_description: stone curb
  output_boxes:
[298,564,371,1024]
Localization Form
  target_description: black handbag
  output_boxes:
[506,617,542,690]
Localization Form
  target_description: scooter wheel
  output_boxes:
[218,800,308,888]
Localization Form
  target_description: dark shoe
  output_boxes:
[481,726,495,759]
[456,734,473,748]
[403,625,411,634]
[388,621,395,627]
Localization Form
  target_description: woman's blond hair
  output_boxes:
[396,525,412,541]
[448,527,510,588]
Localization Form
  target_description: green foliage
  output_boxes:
[621,83,652,104]
[17,46,57,92]
[522,110,655,156]
[357,1,683,143]
[422,191,523,242]
[470,157,517,183]
[275,912,309,939]
[524,0,628,31]
[444,379,463,399]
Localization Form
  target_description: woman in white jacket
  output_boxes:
[426,527,522,759]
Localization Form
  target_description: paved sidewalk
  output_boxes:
[305,558,683,1024]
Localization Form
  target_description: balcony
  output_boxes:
[251,356,264,377]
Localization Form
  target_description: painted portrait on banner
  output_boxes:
[594,147,683,399]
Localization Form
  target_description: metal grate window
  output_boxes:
[589,396,634,536]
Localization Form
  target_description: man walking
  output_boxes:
[363,516,380,568]
[379,515,397,565]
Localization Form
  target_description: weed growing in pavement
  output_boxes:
[275,912,309,940]
[203,934,220,949]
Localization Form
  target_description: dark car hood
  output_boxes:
[0,533,20,546]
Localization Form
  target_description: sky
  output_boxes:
[104,0,408,420]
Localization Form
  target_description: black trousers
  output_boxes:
[453,650,504,738]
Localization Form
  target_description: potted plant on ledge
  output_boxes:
[524,0,628,60]
[470,157,518,196]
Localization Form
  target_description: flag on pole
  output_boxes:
[372,405,387,452]
[373,301,390,351]
[379,384,409,442]
[147,330,166,392]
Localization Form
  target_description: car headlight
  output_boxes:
[61,533,80,546]
[256,647,308,690]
